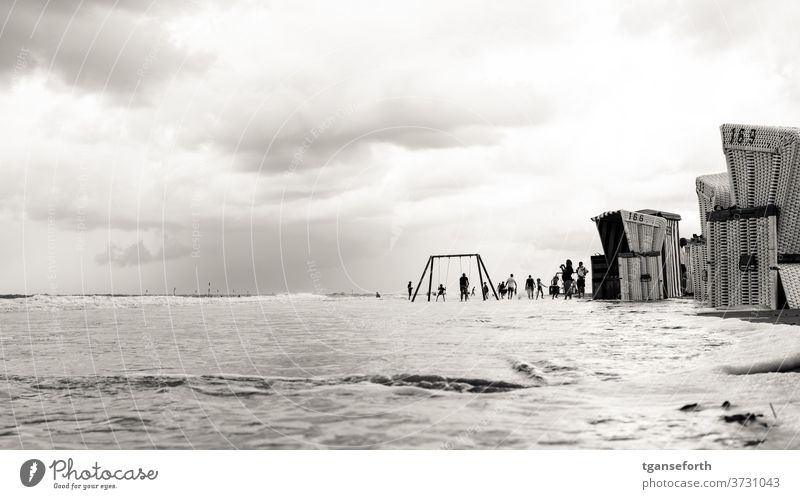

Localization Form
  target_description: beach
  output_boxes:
[1,294,798,449]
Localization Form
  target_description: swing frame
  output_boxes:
[411,253,500,302]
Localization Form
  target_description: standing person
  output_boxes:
[498,280,507,299]
[560,259,574,300]
[471,286,476,297]
[525,275,535,299]
[459,273,470,302]
[436,284,446,302]
[575,262,589,298]
[536,278,545,299]
[506,274,517,300]
[407,281,413,300]
[482,282,489,300]
[551,274,560,299]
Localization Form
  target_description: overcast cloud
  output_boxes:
[1,0,799,294]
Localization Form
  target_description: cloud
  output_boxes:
[0,0,212,101]
[3,0,800,293]
[95,237,191,267]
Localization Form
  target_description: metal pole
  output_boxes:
[427,256,435,302]
[478,254,499,300]
[476,254,486,300]
[411,256,431,302]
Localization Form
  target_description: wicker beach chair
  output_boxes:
[616,210,668,301]
[717,124,800,309]
[686,236,706,301]
[637,210,682,298]
[695,173,733,304]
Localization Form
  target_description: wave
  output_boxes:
[3,372,534,397]
[723,353,800,375]
[0,293,349,313]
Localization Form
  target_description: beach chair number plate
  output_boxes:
[739,254,757,272]
[627,212,646,222]
[728,127,756,145]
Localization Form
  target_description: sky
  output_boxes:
[1,0,800,295]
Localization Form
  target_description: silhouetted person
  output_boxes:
[551,274,560,299]
[436,284,446,302]
[506,274,517,299]
[560,259,574,300]
[536,278,545,299]
[482,282,489,300]
[407,281,413,300]
[459,273,469,302]
[525,275,535,299]
[498,280,507,299]
[575,261,588,298]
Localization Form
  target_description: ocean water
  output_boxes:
[1,294,799,449]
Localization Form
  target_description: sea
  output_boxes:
[0,294,798,449]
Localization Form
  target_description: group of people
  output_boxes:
[549,259,589,299]
[406,260,589,301]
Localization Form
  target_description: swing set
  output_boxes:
[411,253,499,302]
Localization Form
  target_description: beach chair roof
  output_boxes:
[591,209,668,264]
[637,209,681,221]
[696,172,733,231]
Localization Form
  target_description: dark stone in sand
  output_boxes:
[721,401,731,410]
[352,373,528,393]
[744,439,766,447]
[396,374,446,384]
[448,382,471,392]
[679,403,699,412]
[368,375,392,385]
[722,413,763,426]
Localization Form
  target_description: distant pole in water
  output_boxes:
[173,287,176,296]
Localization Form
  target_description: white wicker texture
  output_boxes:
[687,239,706,302]
[708,221,727,306]
[707,215,778,308]
[720,124,800,254]
[779,264,800,309]
[619,210,667,253]
[695,173,733,235]
[619,254,665,301]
